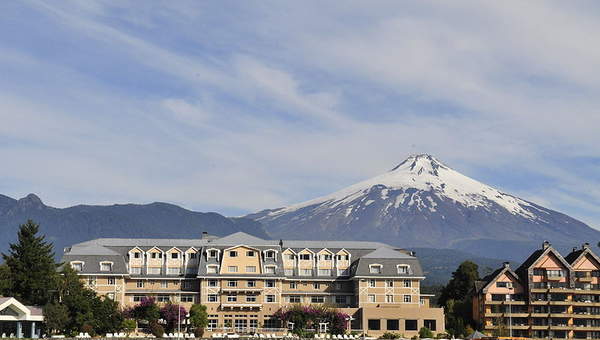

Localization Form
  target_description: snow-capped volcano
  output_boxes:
[248,154,600,260]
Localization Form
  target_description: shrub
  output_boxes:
[121,319,137,333]
[419,327,433,338]
[150,321,164,338]
[81,324,94,336]
[380,332,401,339]
[194,328,205,338]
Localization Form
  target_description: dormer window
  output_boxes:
[207,265,218,274]
[100,262,113,272]
[171,253,179,259]
[285,254,295,260]
[133,252,141,259]
[369,264,382,274]
[71,262,84,272]
[229,251,238,257]
[397,265,410,275]
[190,253,197,259]
[151,252,162,259]
[321,254,332,261]
[265,265,276,274]
[208,250,218,258]
[247,251,255,257]
[265,251,275,259]
[337,254,349,260]
[299,254,311,260]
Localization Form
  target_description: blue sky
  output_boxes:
[1,1,600,229]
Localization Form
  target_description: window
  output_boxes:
[246,296,257,302]
[87,277,96,285]
[247,280,256,288]
[337,254,349,261]
[370,265,382,274]
[265,266,276,274]
[266,251,275,259]
[318,269,331,276]
[405,320,418,331]
[368,294,376,303]
[161,281,168,288]
[107,292,115,300]
[533,268,545,276]
[386,280,394,287]
[71,262,83,272]
[300,269,312,276]
[266,280,275,288]
[181,295,194,303]
[386,295,394,303]
[208,319,218,330]
[247,251,255,257]
[369,279,376,288]
[108,277,115,285]
[397,265,409,274]
[227,280,237,287]
[285,254,295,260]
[148,267,161,275]
[133,252,141,259]
[208,250,218,258]
[150,252,158,259]
[404,295,412,303]
[228,266,238,273]
[368,319,380,331]
[285,269,294,276]
[299,254,311,260]
[189,253,197,259]
[100,262,112,271]
[420,297,426,305]
[229,251,238,257]
[133,295,145,302]
[208,280,218,287]
[130,267,142,274]
[167,267,180,275]
[246,266,257,273]
[182,281,192,289]
[227,294,237,302]
[266,295,276,303]
[335,283,343,290]
[290,282,297,289]
[311,296,324,303]
[424,320,437,331]
[171,253,179,259]
[157,295,170,302]
[337,268,350,276]
[387,320,399,331]
[207,265,218,274]
[313,283,321,290]
[404,280,412,288]
[321,254,332,261]
[136,280,144,288]
[208,294,218,302]
[289,296,301,303]
[335,296,346,304]
[547,270,565,277]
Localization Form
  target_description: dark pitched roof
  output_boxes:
[565,249,585,265]
[515,249,544,281]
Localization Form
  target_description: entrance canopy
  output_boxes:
[0,297,44,322]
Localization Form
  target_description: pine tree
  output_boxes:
[2,220,60,305]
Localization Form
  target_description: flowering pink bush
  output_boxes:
[160,303,187,332]
[274,305,349,334]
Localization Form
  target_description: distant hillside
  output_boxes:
[412,247,512,285]
[0,193,268,257]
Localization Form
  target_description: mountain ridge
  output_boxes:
[0,193,268,257]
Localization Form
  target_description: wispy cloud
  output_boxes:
[0,1,599,228]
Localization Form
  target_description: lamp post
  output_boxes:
[345,316,355,333]
[507,285,513,339]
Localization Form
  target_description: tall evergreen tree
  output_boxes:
[439,261,480,336]
[2,220,60,305]
[0,264,12,296]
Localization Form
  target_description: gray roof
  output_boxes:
[76,238,206,247]
[363,247,414,259]
[207,232,278,246]
[352,257,424,277]
[283,240,389,249]
[62,254,128,275]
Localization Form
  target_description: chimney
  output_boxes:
[201,231,208,239]
[573,247,578,253]
[583,243,590,250]
[503,262,510,268]
[543,241,550,250]
[279,239,283,248]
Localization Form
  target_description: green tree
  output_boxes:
[419,327,433,338]
[0,263,12,296]
[93,298,124,335]
[121,319,137,334]
[2,220,60,305]
[189,304,208,334]
[439,261,480,337]
[44,301,70,334]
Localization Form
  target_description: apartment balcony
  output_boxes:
[548,325,572,331]
[220,303,262,310]
[221,287,262,293]
[531,313,550,318]
[531,325,550,330]
[573,325,600,331]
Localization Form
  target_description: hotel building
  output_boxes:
[62,231,444,336]
[473,241,600,339]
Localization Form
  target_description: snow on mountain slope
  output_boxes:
[248,154,600,260]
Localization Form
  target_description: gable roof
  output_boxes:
[210,232,274,246]
[363,247,414,259]
[477,264,521,294]
[565,246,600,267]
[515,244,572,281]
